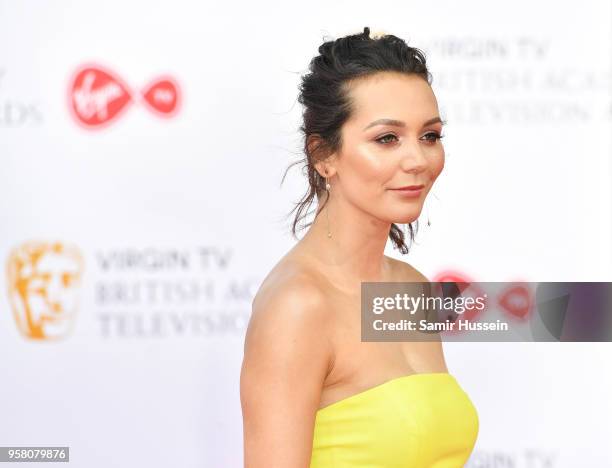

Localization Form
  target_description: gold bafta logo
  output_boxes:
[6,241,84,340]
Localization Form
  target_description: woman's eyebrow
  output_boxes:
[363,116,443,131]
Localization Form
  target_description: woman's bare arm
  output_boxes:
[240,276,333,468]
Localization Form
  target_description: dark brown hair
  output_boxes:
[282,26,433,254]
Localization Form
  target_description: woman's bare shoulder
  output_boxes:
[244,254,332,356]
[252,255,329,318]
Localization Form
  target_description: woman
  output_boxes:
[241,27,479,467]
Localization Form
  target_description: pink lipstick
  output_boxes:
[389,184,425,198]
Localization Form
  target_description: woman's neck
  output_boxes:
[296,196,392,290]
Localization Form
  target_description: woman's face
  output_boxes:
[330,71,445,224]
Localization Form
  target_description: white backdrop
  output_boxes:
[1,1,611,467]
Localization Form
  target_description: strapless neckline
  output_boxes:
[310,371,479,467]
[317,372,454,413]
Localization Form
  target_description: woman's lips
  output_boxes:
[388,184,425,198]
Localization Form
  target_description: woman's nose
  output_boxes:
[399,146,428,173]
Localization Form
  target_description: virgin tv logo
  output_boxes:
[68,63,181,129]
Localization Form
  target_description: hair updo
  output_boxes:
[283,26,433,254]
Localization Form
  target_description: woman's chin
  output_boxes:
[388,209,422,224]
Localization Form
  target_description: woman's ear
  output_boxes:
[308,134,337,179]
[314,161,335,179]
[314,161,325,179]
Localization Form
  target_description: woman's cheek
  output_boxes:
[348,149,389,185]
[342,161,387,207]
[430,150,445,179]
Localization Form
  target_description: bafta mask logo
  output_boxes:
[6,241,84,340]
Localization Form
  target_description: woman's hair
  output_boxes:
[282,26,433,254]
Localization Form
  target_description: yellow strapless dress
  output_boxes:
[310,372,479,467]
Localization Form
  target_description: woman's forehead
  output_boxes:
[346,75,439,128]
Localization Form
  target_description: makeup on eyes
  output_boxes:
[374,131,445,145]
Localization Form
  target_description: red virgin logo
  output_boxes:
[68,63,181,129]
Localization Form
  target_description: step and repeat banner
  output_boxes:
[1,1,611,467]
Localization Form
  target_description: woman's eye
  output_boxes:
[376,132,445,146]
[422,132,445,143]
[375,134,398,145]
